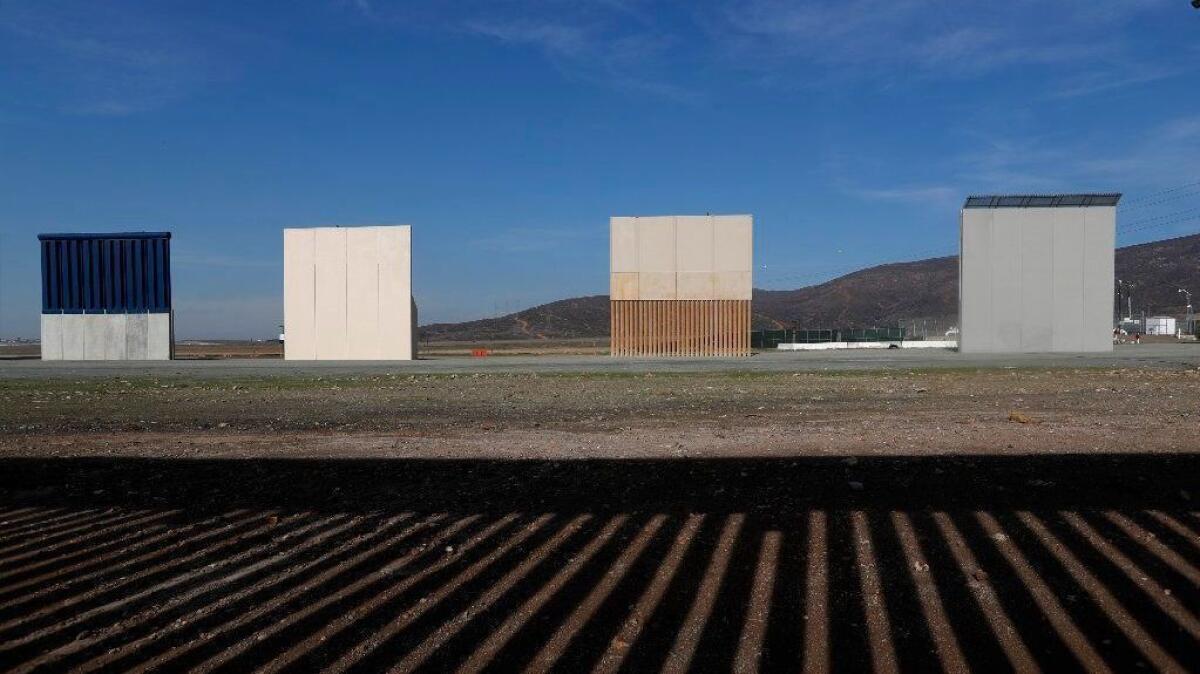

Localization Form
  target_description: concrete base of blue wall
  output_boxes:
[41,313,172,360]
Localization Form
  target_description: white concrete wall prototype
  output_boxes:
[959,206,1115,353]
[609,214,753,301]
[41,313,171,360]
[283,225,415,360]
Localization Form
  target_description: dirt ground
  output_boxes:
[2,364,1197,671]
[2,366,1196,459]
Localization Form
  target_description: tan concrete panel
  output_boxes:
[346,227,381,359]
[377,225,414,360]
[610,272,640,300]
[610,217,639,273]
[675,216,714,272]
[714,271,752,300]
[639,272,676,300]
[636,216,676,273]
[677,272,715,300]
[713,215,752,272]
[314,228,349,359]
[283,228,317,360]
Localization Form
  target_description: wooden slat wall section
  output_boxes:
[610,300,749,357]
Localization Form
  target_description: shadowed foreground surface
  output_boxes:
[0,454,1197,672]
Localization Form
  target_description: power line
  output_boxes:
[1118,188,1200,212]
[1118,205,1200,229]
[1118,179,1200,207]
[1117,214,1200,237]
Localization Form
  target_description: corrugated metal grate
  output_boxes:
[963,194,1121,208]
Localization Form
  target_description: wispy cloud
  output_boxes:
[712,0,1170,88]
[349,1,701,103]
[0,1,265,116]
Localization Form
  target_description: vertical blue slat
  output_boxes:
[47,242,59,312]
[89,240,98,312]
[115,238,126,309]
[56,241,65,311]
[65,240,76,311]
[148,240,160,311]
[162,237,172,310]
[134,239,144,311]
[82,240,90,311]
[102,240,113,309]
[124,239,135,311]
[40,242,50,313]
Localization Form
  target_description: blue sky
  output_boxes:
[1,0,1198,338]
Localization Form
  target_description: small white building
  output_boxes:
[1144,316,1176,336]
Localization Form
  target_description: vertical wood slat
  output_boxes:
[611,300,750,357]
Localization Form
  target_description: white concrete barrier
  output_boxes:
[776,340,957,351]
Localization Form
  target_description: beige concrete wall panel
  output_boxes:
[377,225,414,360]
[676,272,715,300]
[283,228,317,360]
[346,227,381,359]
[639,272,677,300]
[611,272,640,300]
[610,217,639,273]
[714,271,752,300]
[713,215,752,272]
[313,228,349,359]
[636,216,676,273]
[675,216,714,272]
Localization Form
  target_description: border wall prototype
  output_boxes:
[39,232,173,360]
[610,215,752,357]
[959,194,1118,353]
[283,225,416,360]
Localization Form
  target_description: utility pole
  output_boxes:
[1181,288,1195,335]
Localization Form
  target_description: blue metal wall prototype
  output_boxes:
[38,232,174,360]
[39,232,172,313]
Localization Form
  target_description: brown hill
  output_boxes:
[419,233,1200,340]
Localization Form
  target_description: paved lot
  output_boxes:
[2,344,1198,379]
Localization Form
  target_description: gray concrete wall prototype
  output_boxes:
[41,313,173,360]
[959,206,1114,353]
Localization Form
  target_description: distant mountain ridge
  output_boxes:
[418,233,1200,341]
